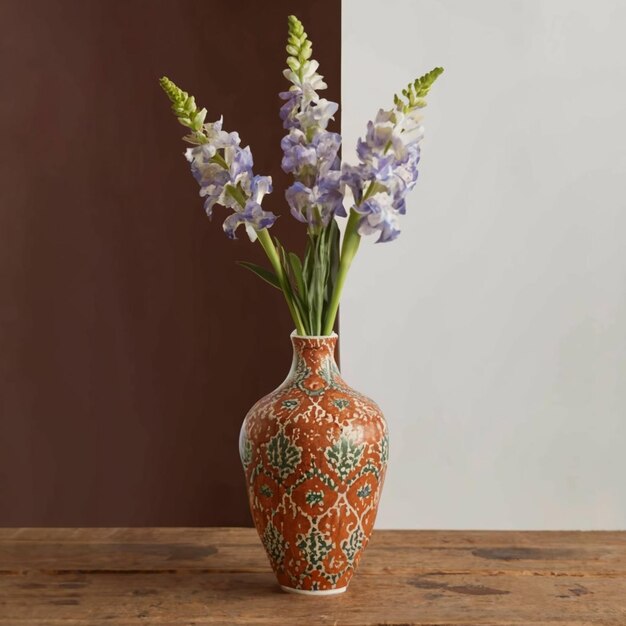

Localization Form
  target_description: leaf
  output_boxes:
[288,252,306,299]
[274,240,294,292]
[291,288,307,323]
[237,261,280,290]
[272,239,309,333]
[273,237,290,276]
[286,252,307,319]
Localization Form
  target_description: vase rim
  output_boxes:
[290,330,338,340]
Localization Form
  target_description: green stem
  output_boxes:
[322,209,361,335]
[225,183,306,334]
[256,229,307,336]
[321,181,378,335]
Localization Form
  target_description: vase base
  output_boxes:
[280,585,348,596]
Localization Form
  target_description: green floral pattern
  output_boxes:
[266,430,302,481]
[341,527,365,562]
[262,522,287,564]
[240,335,388,592]
[325,436,364,481]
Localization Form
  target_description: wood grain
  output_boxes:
[0,528,624,625]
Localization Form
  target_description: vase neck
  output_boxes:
[285,333,341,391]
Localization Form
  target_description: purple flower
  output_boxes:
[280,129,317,174]
[317,170,346,220]
[313,131,341,175]
[342,107,427,242]
[185,145,230,216]
[356,192,401,243]
[283,136,344,227]
[340,164,366,206]
[280,47,344,229]
[279,90,302,129]
[228,145,254,189]
[223,176,276,240]
[395,142,421,192]
[286,173,345,227]
[281,129,341,180]
[357,123,392,162]
[185,117,276,240]
[222,201,277,240]
[285,182,314,224]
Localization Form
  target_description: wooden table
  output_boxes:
[0,528,624,625]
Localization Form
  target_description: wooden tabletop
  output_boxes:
[0,528,624,625]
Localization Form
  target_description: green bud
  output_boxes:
[286,57,300,72]
[160,76,210,141]
[285,15,316,82]
[414,67,445,97]
[301,40,312,60]
[160,76,188,108]
[393,66,444,113]
[288,15,304,36]
[192,108,207,130]
[184,96,196,114]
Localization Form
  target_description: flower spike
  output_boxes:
[159,76,208,136]
[280,16,343,230]
[285,16,313,81]
[393,67,444,114]
[159,77,276,241]
[341,66,443,244]
[158,18,444,338]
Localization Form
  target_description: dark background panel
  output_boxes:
[0,0,341,525]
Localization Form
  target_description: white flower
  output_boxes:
[296,98,338,134]
[283,60,327,94]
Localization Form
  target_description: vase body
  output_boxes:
[239,333,388,594]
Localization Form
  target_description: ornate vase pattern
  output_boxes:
[239,333,388,594]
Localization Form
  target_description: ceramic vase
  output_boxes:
[239,332,388,595]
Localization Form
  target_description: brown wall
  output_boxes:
[0,0,340,526]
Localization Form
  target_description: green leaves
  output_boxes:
[242,220,341,335]
[300,219,340,335]
[393,66,444,114]
[237,262,281,290]
[255,230,307,335]
[297,219,341,335]
[288,252,305,298]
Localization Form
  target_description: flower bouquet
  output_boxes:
[160,15,442,595]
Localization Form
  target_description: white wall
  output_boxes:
[341,0,626,529]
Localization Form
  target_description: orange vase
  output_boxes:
[239,332,388,595]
